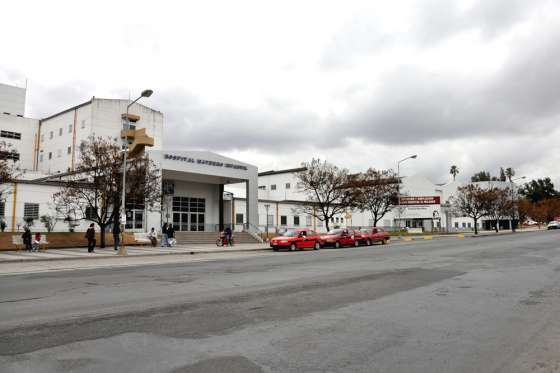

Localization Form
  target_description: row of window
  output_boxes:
[258,182,301,191]
[40,120,86,143]
[0,151,20,161]
[1,130,21,140]
[39,146,72,162]
[454,221,480,228]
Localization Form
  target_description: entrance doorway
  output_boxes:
[172,196,206,231]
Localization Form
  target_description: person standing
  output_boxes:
[22,227,32,252]
[32,232,41,251]
[112,220,121,251]
[161,223,169,247]
[85,223,96,253]
[224,226,233,246]
[167,224,175,247]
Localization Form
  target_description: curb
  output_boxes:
[0,247,272,264]
[398,229,542,241]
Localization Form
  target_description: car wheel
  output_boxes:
[335,241,341,249]
[314,241,320,250]
[272,247,279,252]
[290,243,297,251]
[354,240,359,247]
[366,239,372,246]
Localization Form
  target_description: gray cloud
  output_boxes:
[321,0,539,69]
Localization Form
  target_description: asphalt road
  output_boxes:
[1,231,560,373]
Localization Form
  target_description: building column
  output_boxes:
[218,184,224,231]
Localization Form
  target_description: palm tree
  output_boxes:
[450,165,459,181]
[505,167,515,182]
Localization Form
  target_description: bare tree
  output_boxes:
[295,159,357,232]
[54,136,161,247]
[354,168,398,227]
[451,184,491,234]
[484,187,513,232]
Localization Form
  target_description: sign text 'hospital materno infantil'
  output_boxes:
[399,196,441,205]
[164,154,248,170]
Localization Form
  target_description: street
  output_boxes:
[1,231,560,372]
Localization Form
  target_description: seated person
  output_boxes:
[147,227,157,247]
[32,232,41,251]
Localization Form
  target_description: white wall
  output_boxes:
[0,83,26,116]
[0,113,39,171]
[3,182,92,233]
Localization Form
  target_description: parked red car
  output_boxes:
[359,227,390,245]
[270,228,322,251]
[319,228,362,248]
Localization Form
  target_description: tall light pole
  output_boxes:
[119,89,153,256]
[396,154,417,235]
[510,176,526,233]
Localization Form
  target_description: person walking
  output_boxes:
[112,221,121,251]
[161,223,169,247]
[22,227,32,252]
[167,224,175,247]
[148,227,157,247]
[85,223,96,253]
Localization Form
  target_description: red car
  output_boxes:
[359,227,390,245]
[270,228,322,251]
[319,228,362,248]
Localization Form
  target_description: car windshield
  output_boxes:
[283,230,298,237]
[327,229,342,235]
[360,229,369,233]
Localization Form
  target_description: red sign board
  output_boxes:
[399,196,441,205]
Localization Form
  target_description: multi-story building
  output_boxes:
[0,83,259,235]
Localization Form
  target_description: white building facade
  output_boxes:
[0,83,259,234]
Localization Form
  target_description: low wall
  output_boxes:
[0,232,142,251]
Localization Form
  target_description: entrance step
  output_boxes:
[174,231,260,244]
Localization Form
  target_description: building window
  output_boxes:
[454,222,459,228]
[57,149,62,158]
[0,151,20,161]
[81,120,86,129]
[462,222,466,228]
[85,207,96,220]
[258,185,266,190]
[49,131,53,139]
[236,213,244,224]
[285,183,291,189]
[23,203,39,219]
[0,201,4,217]
[68,124,72,133]
[335,217,339,223]
[293,216,300,226]
[39,154,43,162]
[280,215,287,225]
[67,146,71,154]
[467,222,472,228]
[271,184,277,190]
[58,128,63,136]
[306,215,312,227]
[40,134,44,143]
[0,130,21,140]
[48,152,52,160]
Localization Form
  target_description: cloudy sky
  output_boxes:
[1,0,559,185]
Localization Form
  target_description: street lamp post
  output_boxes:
[119,89,153,256]
[510,176,526,233]
[396,155,417,236]
[264,204,270,240]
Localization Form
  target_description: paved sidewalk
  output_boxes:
[0,243,269,264]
